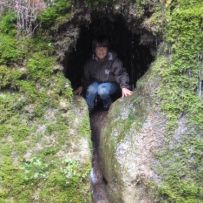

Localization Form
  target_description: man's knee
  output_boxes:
[98,85,109,96]
[87,83,98,94]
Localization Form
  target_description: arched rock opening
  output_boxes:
[62,11,158,91]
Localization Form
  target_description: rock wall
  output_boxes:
[99,68,166,202]
[96,1,203,202]
[100,58,203,202]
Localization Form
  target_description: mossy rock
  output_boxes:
[0,11,92,201]
[99,61,203,202]
[0,90,91,202]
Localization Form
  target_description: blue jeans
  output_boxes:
[86,82,118,109]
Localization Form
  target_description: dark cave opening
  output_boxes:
[62,11,157,91]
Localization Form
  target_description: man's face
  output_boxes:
[95,46,108,60]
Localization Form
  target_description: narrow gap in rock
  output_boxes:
[62,11,157,203]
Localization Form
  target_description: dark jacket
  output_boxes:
[82,52,130,89]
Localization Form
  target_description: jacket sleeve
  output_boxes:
[112,59,130,89]
[81,61,91,88]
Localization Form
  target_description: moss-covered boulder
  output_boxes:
[0,92,91,202]
[99,66,165,202]
[0,6,92,201]
[0,52,92,202]
[99,0,203,202]
[100,58,203,202]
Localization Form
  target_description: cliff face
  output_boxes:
[0,0,203,202]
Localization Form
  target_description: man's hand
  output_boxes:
[121,87,133,98]
[74,86,83,95]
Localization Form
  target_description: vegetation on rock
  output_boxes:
[0,3,91,202]
[152,0,203,202]
[92,0,203,202]
[38,0,72,27]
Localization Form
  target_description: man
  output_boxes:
[75,38,133,111]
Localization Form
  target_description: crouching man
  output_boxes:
[75,37,133,111]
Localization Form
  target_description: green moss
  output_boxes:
[0,80,90,201]
[38,0,72,27]
[26,52,55,83]
[0,149,91,202]
[17,81,43,102]
[105,96,145,152]
[0,93,22,123]
[79,115,91,138]
[0,3,91,203]
[0,11,17,35]
[27,37,55,56]
[0,157,28,201]
[154,133,203,202]
[48,72,73,101]
[0,144,13,156]
[0,66,25,90]
[150,0,203,201]
[20,158,91,202]
[155,1,203,130]
[0,34,25,65]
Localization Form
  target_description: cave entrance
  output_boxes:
[62,10,157,93]
[62,11,158,202]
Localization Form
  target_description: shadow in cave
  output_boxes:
[62,11,158,203]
